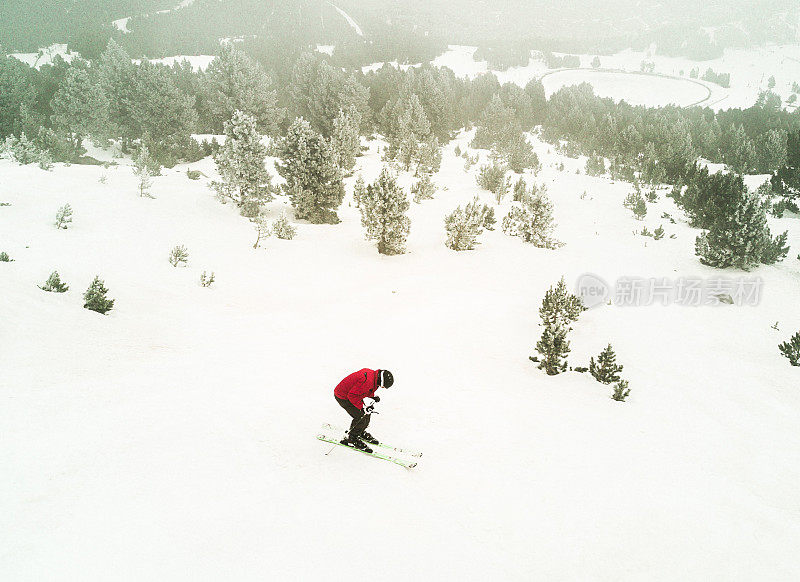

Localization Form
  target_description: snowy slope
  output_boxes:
[1,135,800,581]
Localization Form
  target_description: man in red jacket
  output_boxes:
[334,368,394,452]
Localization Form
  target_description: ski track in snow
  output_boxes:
[2,130,800,581]
[329,3,364,36]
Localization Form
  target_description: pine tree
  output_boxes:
[290,53,368,138]
[589,344,624,384]
[359,168,411,255]
[539,277,586,329]
[133,144,155,198]
[98,39,137,146]
[330,105,362,174]
[382,92,431,170]
[411,174,436,203]
[535,277,585,375]
[353,175,366,208]
[502,186,561,248]
[205,44,283,134]
[695,187,789,270]
[536,321,571,376]
[83,276,114,314]
[779,331,800,366]
[477,161,509,203]
[272,213,297,240]
[212,110,271,216]
[445,197,486,251]
[611,380,631,401]
[39,271,69,292]
[277,117,345,224]
[50,65,108,157]
[54,204,72,229]
[416,135,442,176]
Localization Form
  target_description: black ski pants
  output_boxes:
[335,396,370,438]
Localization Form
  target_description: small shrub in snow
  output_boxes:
[133,145,155,198]
[444,197,486,251]
[186,169,202,180]
[352,175,366,209]
[98,174,108,184]
[169,245,189,267]
[623,189,647,220]
[536,323,571,375]
[83,276,114,314]
[0,251,13,262]
[200,271,215,288]
[477,162,509,203]
[272,213,297,239]
[779,331,800,366]
[482,205,496,230]
[252,213,271,249]
[454,144,462,157]
[585,154,606,176]
[653,225,665,240]
[611,380,631,402]
[411,174,436,203]
[55,204,73,229]
[589,344,623,384]
[39,271,69,293]
[502,185,562,249]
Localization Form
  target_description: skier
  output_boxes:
[334,368,394,453]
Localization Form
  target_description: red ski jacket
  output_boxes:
[334,368,378,409]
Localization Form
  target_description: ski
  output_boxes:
[317,434,417,469]
[320,423,423,457]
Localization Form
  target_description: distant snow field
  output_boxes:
[541,70,712,107]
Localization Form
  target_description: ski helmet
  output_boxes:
[378,369,394,388]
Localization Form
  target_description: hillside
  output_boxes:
[2,132,800,580]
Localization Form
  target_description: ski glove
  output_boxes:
[372,396,381,403]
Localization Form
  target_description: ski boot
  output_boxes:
[360,431,379,445]
[341,433,373,453]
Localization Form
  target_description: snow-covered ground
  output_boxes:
[2,132,800,580]
[132,55,216,72]
[8,44,76,68]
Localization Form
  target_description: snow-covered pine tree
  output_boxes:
[50,65,108,158]
[133,144,155,198]
[205,44,283,135]
[382,92,432,170]
[589,344,624,384]
[83,276,114,314]
[330,105,362,174]
[212,110,271,217]
[444,197,486,251]
[359,168,410,255]
[695,187,789,270]
[416,135,442,176]
[477,161,509,203]
[272,212,297,240]
[277,117,345,224]
[39,271,69,293]
[779,331,800,366]
[501,185,561,248]
[353,175,366,208]
[411,174,436,203]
